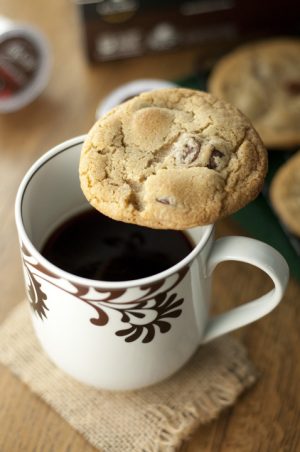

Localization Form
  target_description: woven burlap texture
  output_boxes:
[0,302,257,452]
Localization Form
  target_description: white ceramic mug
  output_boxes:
[15,136,289,390]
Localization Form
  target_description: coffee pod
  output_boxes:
[0,16,51,112]
[96,78,177,118]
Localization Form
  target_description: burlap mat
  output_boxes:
[0,302,258,452]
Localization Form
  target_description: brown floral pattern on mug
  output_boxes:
[21,244,48,320]
[21,242,188,343]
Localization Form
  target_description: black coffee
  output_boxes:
[41,209,193,281]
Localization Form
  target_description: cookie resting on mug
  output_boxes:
[79,88,268,230]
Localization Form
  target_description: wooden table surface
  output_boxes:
[0,1,300,451]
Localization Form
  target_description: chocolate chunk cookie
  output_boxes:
[270,151,300,236]
[79,88,267,229]
[208,39,300,149]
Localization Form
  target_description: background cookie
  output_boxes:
[208,39,300,149]
[270,150,300,236]
[80,88,267,230]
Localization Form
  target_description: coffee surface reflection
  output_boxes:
[41,209,193,281]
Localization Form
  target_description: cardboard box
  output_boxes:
[75,0,300,63]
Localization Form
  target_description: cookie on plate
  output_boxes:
[79,88,267,229]
[208,39,300,149]
[270,151,300,236]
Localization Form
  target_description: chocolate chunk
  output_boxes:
[285,81,300,95]
[207,149,224,170]
[180,140,201,164]
[172,135,202,165]
[156,197,175,206]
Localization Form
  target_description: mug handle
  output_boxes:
[202,236,289,343]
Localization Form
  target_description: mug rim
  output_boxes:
[15,135,214,289]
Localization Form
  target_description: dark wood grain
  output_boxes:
[0,1,299,451]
